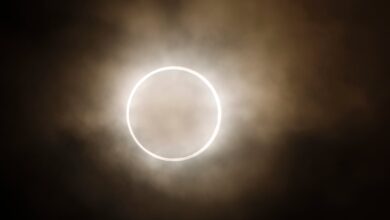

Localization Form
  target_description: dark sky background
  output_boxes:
[3,0,389,219]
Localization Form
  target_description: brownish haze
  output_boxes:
[3,0,388,219]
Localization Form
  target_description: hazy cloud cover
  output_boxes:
[3,0,388,219]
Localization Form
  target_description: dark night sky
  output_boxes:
[2,0,389,219]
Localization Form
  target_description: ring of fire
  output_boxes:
[126,66,222,162]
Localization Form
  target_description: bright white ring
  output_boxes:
[126,66,222,162]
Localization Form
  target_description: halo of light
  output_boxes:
[126,66,222,162]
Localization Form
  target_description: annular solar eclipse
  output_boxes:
[126,66,222,161]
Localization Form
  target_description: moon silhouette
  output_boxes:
[126,66,222,161]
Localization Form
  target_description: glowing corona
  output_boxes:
[126,66,222,162]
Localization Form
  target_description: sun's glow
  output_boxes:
[126,66,222,162]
